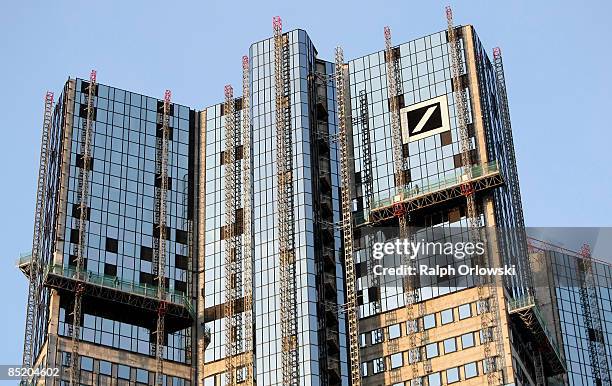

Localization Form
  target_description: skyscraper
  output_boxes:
[19,12,604,386]
[530,239,612,386]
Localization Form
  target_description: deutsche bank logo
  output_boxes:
[401,95,451,142]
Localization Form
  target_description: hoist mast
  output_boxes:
[446,7,506,385]
[273,16,299,386]
[335,46,362,386]
[70,70,96,386]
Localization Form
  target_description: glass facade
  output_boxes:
[26,22,598,386]
[55,350,190,386]
[548,251,612,385]
[54,79,195,364]
[348,29,485,319]
[202,29,347,386]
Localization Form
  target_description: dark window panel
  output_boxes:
[104,263,117,277]
[140,246,153,262]
[105,237,118,253]
[175,229,188,245]
[175,254,188,270]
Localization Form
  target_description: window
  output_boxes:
[426,343,439,359]
[458,303,472,319]
[140,246,153,261]
[477,299,489,314]
[175,229,188,244]
[118,365,130,380]
[423,313,436,330]
[441,309,454,325]
[371,329,384,344]
[428,372,441,386]
[373,358,385,374]
[236,367,247,382]
[465,362,478,378]
[105,237,118,253]
[204,376,215,386]
[359,333,367,347]
[406,319,418,334]
[461,332,475,349]
[172,377,185,386]
[480,328,493,344]
[361,362,368,377]
[99,361,112,376]
[483,358,497,374]
[408,347,421,364]
[446,367,460,383]
[390,353,403,369]
[443,337,456,353]
[136,369,148,384]
[388,323,401,340]
[61,352,70,367]
[80,356,93,372]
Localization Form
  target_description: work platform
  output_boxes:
[364,161,504,224]
[17,255,193,333]
[508,294,567,376]
[17,252,34,277]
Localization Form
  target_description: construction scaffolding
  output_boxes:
[241,55,255,386]
[492,47,534,296]
[335,46,361,386]
[446,7,506,385]
[223,83,244,386]
[21,91,54,380]
[383,25,425,382]
[354,89,384,353]
[353,90,384,319]
[153,89,172,386]
[273,16,299,386]
[578,244,611,386]
[70,70,96,386]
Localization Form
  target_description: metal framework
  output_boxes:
[446,7,505,385]
[492,47,534,295]
[153,89,172,386]
[578,244,611,386]
[384,26,424,382]
[368,169,504,223]
[70,70,96,386]
[355,90,385,319]
[22,91,54,378]
[223,83,244,386]
[335,46,361,386]
[273,16,299,386]
[43,266,192,321]
[241,55,255,386]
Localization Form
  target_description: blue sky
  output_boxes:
[1,0,610,370]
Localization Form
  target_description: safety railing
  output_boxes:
[15,251,33,267]
[44,264,193,315]
[370,160,501,211]
[508,294,565,366]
